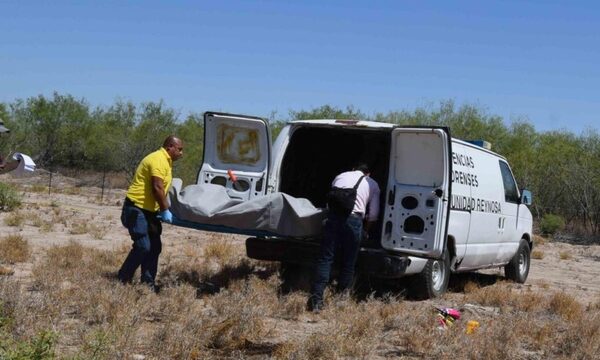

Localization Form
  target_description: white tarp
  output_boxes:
[168,178,326,237]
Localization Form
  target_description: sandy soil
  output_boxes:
[2,173,600,306]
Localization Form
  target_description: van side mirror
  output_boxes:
[520,189,532,205]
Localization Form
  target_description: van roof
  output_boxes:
[290,119,395,128]
[288,119,507,160]
[453,138,506,160]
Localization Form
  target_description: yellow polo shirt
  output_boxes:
[126,147,173,212]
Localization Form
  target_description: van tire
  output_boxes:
[412,251,450,299]
[505,239,530,283]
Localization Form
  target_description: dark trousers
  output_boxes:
[310,213,363,305]
[118,198,162,286]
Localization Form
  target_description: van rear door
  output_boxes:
[199,112,271,201]
[381,127,451,258]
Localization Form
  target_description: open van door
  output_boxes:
[381,127,451,258]
[198,112,271,201]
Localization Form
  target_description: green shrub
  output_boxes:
[540,214,566,235]
[1,302,57,359]
[0,329,57,360]
[0,183,22,212]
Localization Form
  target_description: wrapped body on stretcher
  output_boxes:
[168,178,326,238]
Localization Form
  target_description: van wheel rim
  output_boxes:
[432,261,444,289]
[518,252,528,275]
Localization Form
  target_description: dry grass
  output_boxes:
[4,211,26,227]
[51,207,69,227]
[559,251,573,260]
[61,186,83,195]
[39,221,54,233]
[1,235,599,359]
[0,264,15,275]
[88,223,108,240]
[203,239,238,264]
[30,184,49,193]
[467,281,516,308]
[513,291,546,312]
[29,212,44,227]
[537,280,550,289]
[276,295,385,359]
[69,221,89,235]
[276,292,307,320]
[531,249,544,259]
[0,234,30,263]
[549,291,583,321]
[533,234,547,246]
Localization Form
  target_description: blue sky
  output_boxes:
[1,0,598,133]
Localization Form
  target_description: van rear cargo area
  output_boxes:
[279,125,391,242]
[279,126,390,208]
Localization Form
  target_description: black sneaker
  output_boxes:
[196,281,220,297]
[142,283,160,294]
[307,298,323,313]
[145,283,160,294]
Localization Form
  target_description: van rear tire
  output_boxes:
[412,251,450,299]
[505,239,530,283]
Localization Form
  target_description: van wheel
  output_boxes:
[412,251,450,299]
[505,239,530,283]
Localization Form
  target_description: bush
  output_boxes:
[0,329,57,360]
[540,214,565,235]
[0,183,22,212]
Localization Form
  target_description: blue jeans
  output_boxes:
[310,213,363,305]
[118,198,162,286]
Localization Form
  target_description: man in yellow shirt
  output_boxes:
[118,135,184,292]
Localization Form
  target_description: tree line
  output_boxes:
[1,93,598,237]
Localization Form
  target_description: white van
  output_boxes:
[194,112,534,298]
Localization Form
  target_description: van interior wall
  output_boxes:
[279,127,390,213]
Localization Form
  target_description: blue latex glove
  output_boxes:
[158,209,173,223]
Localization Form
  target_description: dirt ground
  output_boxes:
[1,172,599,307]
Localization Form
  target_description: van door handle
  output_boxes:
[498,217,506,230]
[387,186,396,206]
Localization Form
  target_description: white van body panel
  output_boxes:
[451,140,506,269]
[447,141,473,263]
[448,139,533,271]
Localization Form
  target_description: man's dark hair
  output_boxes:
[354,163,370,174]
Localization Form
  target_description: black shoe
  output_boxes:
[143,283,160,294]
[307,298,323,313]
[196,281,220,297]
[117,271,132,285]
[151,284,161,294]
